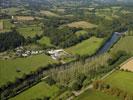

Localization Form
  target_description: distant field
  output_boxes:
[38,36,52,46]
[15,16,34,21]
[10,81,59,100]
[104,71,133,95]
[0,19,14,32]
[0,20,3,32]
[0,54,57,86]
[110,36,133,55]
[75,89,119,100]
[120,57,133,72]
[66,37,104,56]
[40,11,59,17]
[67,21,97,29]
[17,25,42,38]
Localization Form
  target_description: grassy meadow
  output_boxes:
[75,89,119,100]
[17,25,43,38]
[66,37,104,56]
[110,36,133,55]
[10,81,59,100]
[38,36,53,46]
[104,71,133,95]
[0,54,57,86]
[67,21,97,29]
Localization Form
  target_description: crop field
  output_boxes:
[66,37,104,56]
[38,36,53,46]
[67,21,97,29]
[10,81,59,100]
[17,25,43,38]
[40,11,59,17]
[0,54,57,86]
[15,16,34,21]
[120,57,133,72]
[75,89,119,100]
[104,71,133,95]
[110,36,133,55]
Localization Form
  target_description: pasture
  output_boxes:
[66,37,104,56]
[17,25,43,38]
[120,57,133,72]
[40,11,59,17]
[38,36,53,46]
[67,21,97,29]
[110,36,133,55]
[104,71,133,95]
[0,19,14,32]
[75,89,119,100]
[10,81,59,100]
[0,54,57,86]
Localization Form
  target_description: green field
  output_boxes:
[75,89,119,100]
[66,37,104,56]
[10,81,59,100]
[17,25,42,38]
[0,54,57,86]
[38,36,52,46]
[110,36,133,55]
[0,19,14,32]
[104,71,133,95]
[75,30,88,36]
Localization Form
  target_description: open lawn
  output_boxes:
[66,37,104,56]
[0,54,57,86]
[75,89,119,100]
[120,57,133,72]
[67,21,97,29]
[17,25,43,38]
[10,81,59,100]
[104,71,133,95]
[38,36,53,46]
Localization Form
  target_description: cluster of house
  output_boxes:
[47,49,68,60]
[15,47,44,57]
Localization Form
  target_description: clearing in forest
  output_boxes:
[15,16,34,21]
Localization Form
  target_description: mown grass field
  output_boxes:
[110,36,133,55]
[0,54,57,86]
[67,21,97,29]
[66,37,104,56]
[104,71,133,95]
[10,81,59,100]
[75,89,119,100]
[38,36,52,46]
[17,25,43,38]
